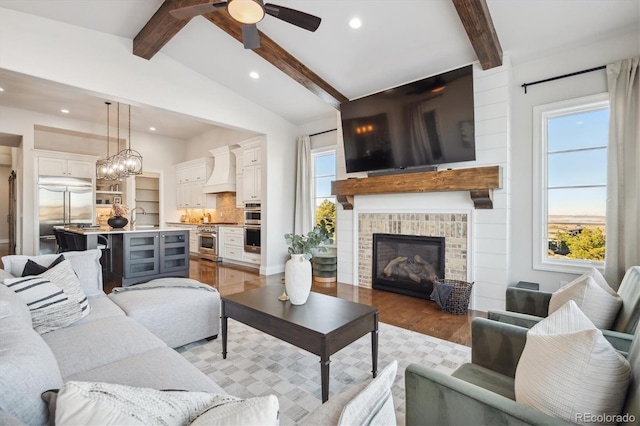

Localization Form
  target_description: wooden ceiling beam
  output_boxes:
[451,0,503,70]
[133,0,347,109]
[204,12,348,109]
[133,0,212,60]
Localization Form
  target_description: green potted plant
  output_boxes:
[283,222,335,305]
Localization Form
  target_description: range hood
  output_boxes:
[203,146,236,193]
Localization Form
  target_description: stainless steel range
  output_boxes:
[197,224,220,261]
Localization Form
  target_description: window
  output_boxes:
[533,94,609,273]
[312,149,336,233]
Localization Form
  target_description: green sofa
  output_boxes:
[405,318,639,425]
[489,266,640,355]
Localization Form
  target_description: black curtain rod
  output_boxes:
[521,65,606,94]
[309,128,337,137]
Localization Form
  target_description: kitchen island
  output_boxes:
[64,226,189,286]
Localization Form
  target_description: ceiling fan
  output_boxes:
[170,0,321,50]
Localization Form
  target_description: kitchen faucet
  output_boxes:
[130,207,147,226]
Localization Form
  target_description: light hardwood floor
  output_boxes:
[0,244,481,346]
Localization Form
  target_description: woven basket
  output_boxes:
[436,279,474,314]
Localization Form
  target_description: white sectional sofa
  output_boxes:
[0,250,226,425]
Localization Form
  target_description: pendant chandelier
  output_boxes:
[113,104,143,177]
[96,102,143,180]
[96,102,117,180]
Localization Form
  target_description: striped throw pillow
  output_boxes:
[2,276,83,334]
[3,276,68,310]
[40,259,91,319]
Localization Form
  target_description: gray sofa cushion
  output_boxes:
[43,316,166,378]
[0,291,63,426]
[2,250,103,297]
[452,363,515,400]
[72,294,125,326]
[0,283,31,327]
[109,281,220,348]
[67,347,226,395]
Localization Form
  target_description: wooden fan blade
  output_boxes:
[242,24,260,49]
[264,3,321,32]
[170,2,227,20]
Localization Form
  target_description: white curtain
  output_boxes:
[293,135,313,235]
[604,57,640,287]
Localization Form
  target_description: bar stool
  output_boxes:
[53,228,69,253]
[64,232,87,251]
[97,234,110,274]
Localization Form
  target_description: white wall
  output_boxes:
[184,127,258,160]
[509,30,639,292]
[0,8,299,274]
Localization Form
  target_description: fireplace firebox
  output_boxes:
[372,233,445,299]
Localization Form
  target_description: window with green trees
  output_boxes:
[312,150,336,235]
[533,93,609,272]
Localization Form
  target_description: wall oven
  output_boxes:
[244,226,261,254]
[244,202,261,225]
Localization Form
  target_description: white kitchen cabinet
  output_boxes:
[219,226,244,262]
[242,164,261,202]
[243,251,261,266]
[38,156,94,178]
[242,144,261,167]
[188,227,199,254]
[231,147,244,208]
[175,158,216,208]
[177,162,208,184]
[239,139,262,203]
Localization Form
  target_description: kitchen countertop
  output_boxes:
[64,225,184,235]
[165,222,243,227]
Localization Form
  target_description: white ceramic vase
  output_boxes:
[285,254,312,305]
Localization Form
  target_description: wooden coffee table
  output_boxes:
[221,285,379,402]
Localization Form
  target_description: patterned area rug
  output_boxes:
[177,319,470,425]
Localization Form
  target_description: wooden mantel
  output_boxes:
[331,166,502,210]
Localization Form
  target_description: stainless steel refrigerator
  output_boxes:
[38,176,94,254]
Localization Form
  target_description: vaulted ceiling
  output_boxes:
[133,0,503,110]
[0,0,637,137]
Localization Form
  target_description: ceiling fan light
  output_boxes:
[228,0,265,24]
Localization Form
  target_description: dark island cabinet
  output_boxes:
[112,230,189,286]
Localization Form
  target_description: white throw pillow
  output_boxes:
[515,300,631,425]
[549,272,622,329]
[2,276,83,334]
[46,381,278,426]
[338,360,398,426]
[190,395,279,426]
[40,259,91,320]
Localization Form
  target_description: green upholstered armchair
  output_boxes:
[488,266,640,354]
[405,317,640,426]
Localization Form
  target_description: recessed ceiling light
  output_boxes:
[349,17,362,29]
[60,109,70,114]
[0,87,4,92]
[249,71,260,79]
[149,127,156,131]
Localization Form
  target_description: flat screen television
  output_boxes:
[340,65,475,174]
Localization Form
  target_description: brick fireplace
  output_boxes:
[372,233,445,298]
[358,213,469,290]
